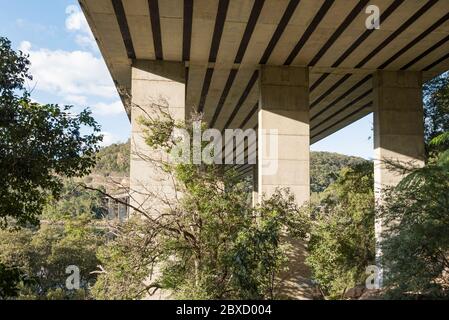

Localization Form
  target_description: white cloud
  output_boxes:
[100,132,124,147]
[19,41,32,52]
[93,100,125,116]
[65,5,97,51]
[16,5,126,118]
[20,41,116,102]
[74,34,97,51]
[65,5,90,33]
[65,95,87,105]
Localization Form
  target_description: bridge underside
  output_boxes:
[80,0,449,143]
[80,0,449,299]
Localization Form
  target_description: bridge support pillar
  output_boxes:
[373,70,425,286]
[258,65,314,299]
[258,65,310,204]
[129,60,186,216]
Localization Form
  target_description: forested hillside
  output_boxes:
[310,152,370,193]
[93,141,370,193]
[94,141,130,176]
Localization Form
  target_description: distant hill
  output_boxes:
[94,141,130,177]
[310,152,370,193]
[91,141,369,194]
[77,142,130,194]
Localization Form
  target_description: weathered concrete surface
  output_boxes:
[130,60,187,300]
[373,70,425,190]
[258,65,310,204]
[373,70,425,284]
[130,60,186,215]
[258,65,315,299]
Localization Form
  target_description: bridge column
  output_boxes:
[373,70,425,285]
[130,60,186,216]
[258,65,313,298]
[258,65,310,205]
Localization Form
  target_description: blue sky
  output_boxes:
[0,0,374,159]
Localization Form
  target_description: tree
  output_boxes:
[423,73,449,158]
[0,264,26,299]
[0,215,106,300]
[305,162,375,299]
[310,152,368,193]
[379,164,449,299]
[0,36,102,227]
[378,124,449,299]
[42,180,107,221]
[0,36,102,298]
[91,108,307,300]
[375,73,449,299]
[94,141,130,176]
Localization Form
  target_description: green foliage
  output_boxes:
[0,215,106,300]
[0,263,27,299]
[300,73,449,300]
[94,141,130,176]
[92,112,307,300]
[429,131,449,166]
[91,219,159,300]
[379,163,449,299]
[430,131,449,147]
[226,191,309,300]
[0,37,31,95]
[310,152,369,193]
[0,36,102,227]
[88,140,364,194]
[423,73,449,165]
[42,180,107,221]
[93,189,305,300]
[423,73,449,149]
[306,162,375,299]
[375,74,449,299]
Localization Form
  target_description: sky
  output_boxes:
[0,0,374,159]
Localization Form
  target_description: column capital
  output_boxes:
[373,70,422,89]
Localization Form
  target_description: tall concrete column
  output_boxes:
[258,65,310,204]
[373,70,425,285]
[258,65,313,299]
[130,60,186,216]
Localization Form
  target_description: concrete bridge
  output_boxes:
[80,0,449,298]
